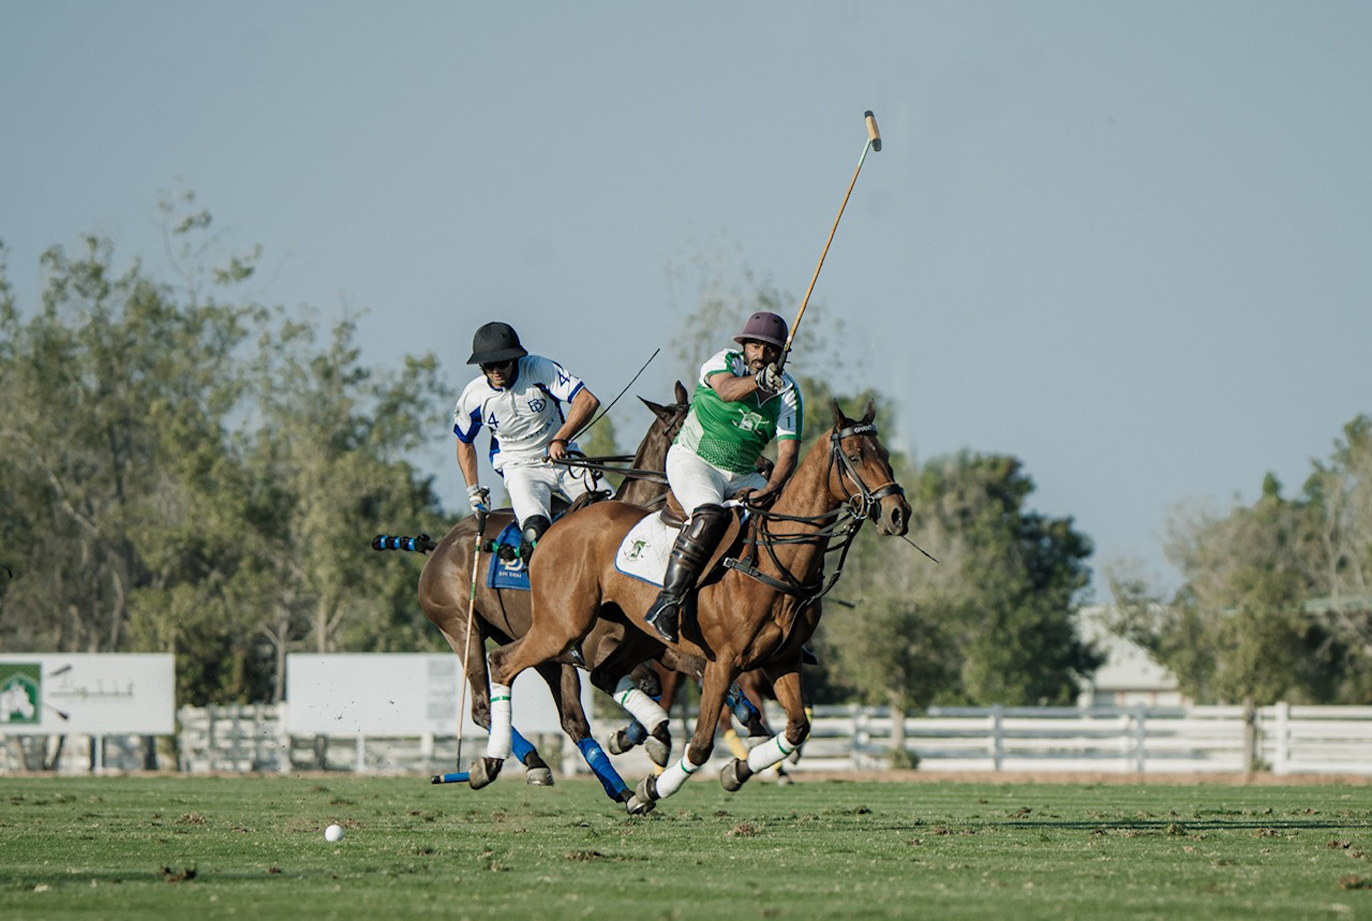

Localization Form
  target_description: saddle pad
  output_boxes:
[486,522,530,591]
[614,514,681,586]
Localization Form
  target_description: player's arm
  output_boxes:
[705,370,764,403]
[548,387,599,460]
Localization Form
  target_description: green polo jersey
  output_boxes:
[675,348,803,474]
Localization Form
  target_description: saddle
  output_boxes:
[656,493,747,591]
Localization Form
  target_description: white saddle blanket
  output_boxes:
[614,513,682,585]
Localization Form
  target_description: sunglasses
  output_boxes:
[480,359,516,373]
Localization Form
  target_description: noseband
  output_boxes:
[829,422,905,520]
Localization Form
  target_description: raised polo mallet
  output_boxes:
[779,110,882,370]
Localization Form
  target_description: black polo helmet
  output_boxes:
[467,321,528,365]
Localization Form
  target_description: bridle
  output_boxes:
[724,420,904,605]
[827,421,906,522]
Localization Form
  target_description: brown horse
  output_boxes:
[418,382,691,800]
[480,398,910,813]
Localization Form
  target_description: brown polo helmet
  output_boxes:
[732,311,788,349]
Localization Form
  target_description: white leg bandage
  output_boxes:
[654,751,705,798]
[613,676,668,730]
[746,731,801,773]
[485,682,512,760]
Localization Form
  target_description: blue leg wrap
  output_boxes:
[511,726,536,764]
[577,737,630,801]
[623,719,648,746]
[725,683,761,725]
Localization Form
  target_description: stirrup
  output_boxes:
[644,596,679,644]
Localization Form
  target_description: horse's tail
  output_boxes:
[371,533,437,554]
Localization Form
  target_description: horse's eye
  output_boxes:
[848,452,861,463]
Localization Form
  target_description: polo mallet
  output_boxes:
[779,110,882,371]
[432,508,487,785]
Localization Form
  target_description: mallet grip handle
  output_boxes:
[864,110,882,152]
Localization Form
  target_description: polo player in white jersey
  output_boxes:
[454,321,606,563]
[643,310,804,643]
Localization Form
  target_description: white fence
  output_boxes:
[7,701,1366,776]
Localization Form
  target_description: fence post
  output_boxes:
[1133,704,1147,773]
[992,705,1004,771]
[1273,702,1290,776]
[276,702,292,774]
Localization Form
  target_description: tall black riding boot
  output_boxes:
[643,504,729,644]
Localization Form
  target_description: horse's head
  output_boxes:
[636,380,691,460]
[826,398,911,537]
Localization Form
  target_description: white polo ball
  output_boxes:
[324,823,344,842]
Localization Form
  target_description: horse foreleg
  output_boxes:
[607,662,674,758]
[537,660,631,803]
[627,663,733,815]
[588,641,672,769]
[721,669,809,793]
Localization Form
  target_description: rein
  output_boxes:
[552,454,670,486]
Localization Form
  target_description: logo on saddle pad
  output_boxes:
[615,517,678,586]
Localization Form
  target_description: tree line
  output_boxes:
[1108,417,1372,706]
[1,202,454,705]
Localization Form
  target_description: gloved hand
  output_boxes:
[756,362,786,393]
[467,484,490,514]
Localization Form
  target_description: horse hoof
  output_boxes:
[625,794,656,816]
[634,772,659,804]
[644,733,671,768]
[720,758,753,793]
[606,731,631,756]
[525,767,555,787]
[468,757,504,790]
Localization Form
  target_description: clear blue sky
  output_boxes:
[3,1,1370,599]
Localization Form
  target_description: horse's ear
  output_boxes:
[674,380,689,404]
[640,396,669,420]
[831,398,848,429]
[861,398,876,425]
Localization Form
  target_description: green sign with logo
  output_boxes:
[0,663,41,725]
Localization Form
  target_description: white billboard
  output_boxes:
[0,654,176,735]
[285,653,592,737]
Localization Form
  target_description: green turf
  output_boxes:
[1,773,1370,920]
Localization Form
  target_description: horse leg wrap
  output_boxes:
[723,728,750,762]
[510,727,535,764]
[485,683,513,760]
[576,737,631,802]
[746,731,801,773]
[613,676,669,732]
[653,751,705,799]
[725,683,762,727]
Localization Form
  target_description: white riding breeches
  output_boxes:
[502,460,608,528]
[664,444,766,518]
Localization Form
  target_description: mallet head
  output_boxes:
[864,110,882,152]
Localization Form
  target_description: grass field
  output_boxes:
[2,772,1371,920]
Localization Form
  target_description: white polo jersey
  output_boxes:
[453,355,586,473]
